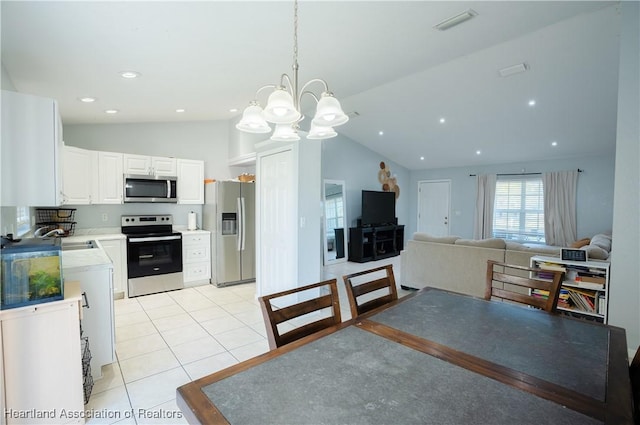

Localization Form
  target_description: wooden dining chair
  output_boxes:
[343,264,398,318]
[630,346,640,424]
[485,260,564,312]
[258,279,342,350]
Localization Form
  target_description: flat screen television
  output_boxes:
[361,190,396,226]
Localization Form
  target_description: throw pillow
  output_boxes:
[590,234,612,252]
[570,238,591,249]
[580,245,609,260]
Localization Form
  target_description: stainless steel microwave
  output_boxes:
[124,174,178,203]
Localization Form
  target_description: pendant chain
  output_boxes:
[293,0,298,66]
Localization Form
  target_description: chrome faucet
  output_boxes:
[34,227,65,238]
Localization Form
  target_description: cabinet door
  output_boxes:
[1,300,83,424]
[96,151,124,204]
[152,156,177,176]
[64,267,115,379]
[62,145,92,205]
[177,159,204,204]
[1,90,62,207]
[123,153,151,175]
[98,238,127,297]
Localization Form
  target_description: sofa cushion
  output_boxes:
[455,238,506,249]
[590,234,612,252]
[581,245,609,260]
[413,233,460,244]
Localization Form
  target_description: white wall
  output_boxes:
[407,153,615,240]
[609,1,640,355]
[322,134,410,233]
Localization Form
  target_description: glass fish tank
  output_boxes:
[1,237,63,310]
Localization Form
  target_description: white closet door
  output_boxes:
[255,145,297,297]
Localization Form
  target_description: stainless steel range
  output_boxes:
[122,215,183,297]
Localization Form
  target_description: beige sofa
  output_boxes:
[400,233,562,298]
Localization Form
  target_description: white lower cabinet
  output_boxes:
[1,296,84,424]
[63,265,115,380]
[97,238,127,298]
[182,231,211,286]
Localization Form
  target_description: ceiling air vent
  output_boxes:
[433,9,477,31]
[499,63,528,77]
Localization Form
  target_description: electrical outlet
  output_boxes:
[102,213,108,222]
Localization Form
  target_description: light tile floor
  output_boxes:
[86,257,407,424]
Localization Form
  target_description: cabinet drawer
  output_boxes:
[184,245,210,262]
[184,261,211,283]
[183,234,209,245]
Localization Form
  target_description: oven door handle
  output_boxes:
[129,235,182,243]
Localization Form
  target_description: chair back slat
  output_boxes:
[630,346,640,423]
[343,264,398,318]
[259,279,341,349]
[485,260,564,313]
[271,293,335,324]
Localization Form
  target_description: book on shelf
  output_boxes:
[538,262,567,272]
[566,288,597,313]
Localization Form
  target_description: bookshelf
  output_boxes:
[530,255,611,323]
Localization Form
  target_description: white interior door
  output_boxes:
[256,145,297,297]
[417,180,451,236]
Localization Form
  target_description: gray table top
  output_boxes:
[367,288,609,401]
[202,326,601,425]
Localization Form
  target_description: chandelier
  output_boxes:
[235,0,349,141]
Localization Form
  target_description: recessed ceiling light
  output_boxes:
[551,141,558,147]
[379,131,384,136]
[229,108,238,113]
[120,71,140,79]
[439,117,446,124]
[528,99,536,107]
[105,109,119,114]
[79,97,96,103]
[476,150,482,155]
[176,108,186,113]
[420,156,425,161]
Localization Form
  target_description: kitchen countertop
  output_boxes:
[62,247,114,270]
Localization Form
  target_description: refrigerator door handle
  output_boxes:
[241,197,246,251]
[236,197,242,251]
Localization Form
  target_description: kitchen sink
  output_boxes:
[61,240,98,251]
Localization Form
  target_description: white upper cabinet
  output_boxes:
[177,159,204,204]
[124,153,176,176]
[123,153,151,175]
[152,156,177,176]
[1,90,62,206]
[61,145,92,205]
[93,151,124,204]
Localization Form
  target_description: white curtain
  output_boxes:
[543,170,578,246]
[473,174,496,239]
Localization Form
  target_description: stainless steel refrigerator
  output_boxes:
[203,181,256,287]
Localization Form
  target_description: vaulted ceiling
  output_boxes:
[1,1,621,170]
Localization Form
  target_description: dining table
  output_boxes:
[176,287,634,424]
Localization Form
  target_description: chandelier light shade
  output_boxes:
[271,124,301,142]
[235,102,271,133]
[263,88,301,124]
[312,92,349,127]
[307,123,337,140]
[235,0,348,141]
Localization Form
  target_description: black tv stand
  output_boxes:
[348,224,404,263]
